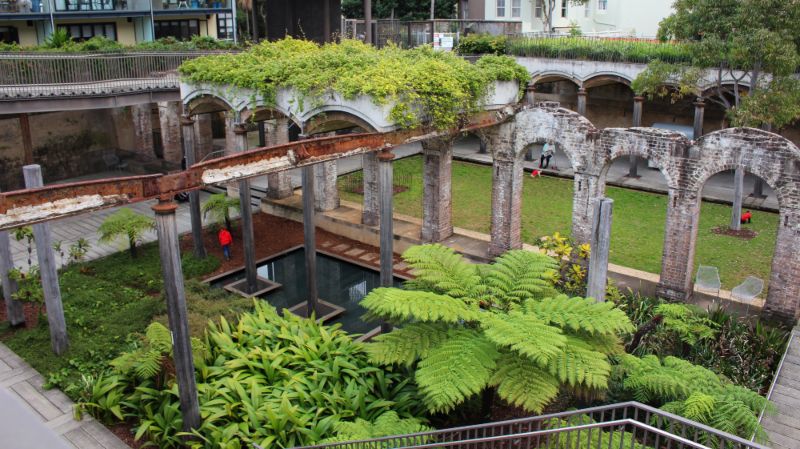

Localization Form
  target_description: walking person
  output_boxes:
[540,141,555,169]
[218,227,233,260]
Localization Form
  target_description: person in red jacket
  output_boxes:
[218,228,233,260]
[741,210,752,224]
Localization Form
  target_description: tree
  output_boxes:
[361,244,634,415]
[632,0,800,128]
[201,193,240,231]
[532,0,590,33]
[342,0,458,20]
[97,208,155,258]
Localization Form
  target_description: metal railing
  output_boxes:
[291,402,769,449]
[342,19,522,49]
[0,51,226,99]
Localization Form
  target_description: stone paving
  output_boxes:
[0,343,130,449]
[762,327,800,449]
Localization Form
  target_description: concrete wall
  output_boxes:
[0,21,39,46]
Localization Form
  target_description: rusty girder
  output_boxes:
[0,107,515,231]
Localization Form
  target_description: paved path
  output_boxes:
[0,343,130,449]
[762,328,800,449]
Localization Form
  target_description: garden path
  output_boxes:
[0,342,130,449]
[762,327,800,449]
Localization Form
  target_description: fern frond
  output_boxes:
[145,322,173,353]
[524,295,634,336]
[365,323,450,366]
[547,335,611,390]
[401,244,482,300]
[655,304,718,345]
[133,349,164,380]
[490,353,559,414]
[360,288,480,324]
[320,412,432,444]
[682,392,715,423]
[483,250,558,307]
[416,329,499,413]
[481,311,566,365]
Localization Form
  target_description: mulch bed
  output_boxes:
[711,226,758,240]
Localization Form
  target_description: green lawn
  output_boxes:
[339,156,777,290]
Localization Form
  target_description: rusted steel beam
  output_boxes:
[0,107,516,231]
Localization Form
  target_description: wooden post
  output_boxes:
[378,150,395,333]
[586,198,613,302]
[0,189,24,326]
[182,116,206,259]
[524,83,536,106]
[628,96,643,178]
[577,88,587,116]
[23,165,68,355]
[693,99,705,139]
[20,114,33,165]
[302,165,319,316]
[323,0,331,42]
[152,200,201,432]
[257,121,266,147]
[233,124,257,293]
[730,167,744,231]
[363,0,372,44]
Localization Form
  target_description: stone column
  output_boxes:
[19,113,33,165]
[763,209,800,323]
[656,188,700,302]
[302,165,319,315]
[0,192,24,326]
[628,96,643,178]
[152,200,201,431]
[224,114,237,156]
[586,198,613,302]
[571,172,603,245]
[314,161,340,211]
[524,83,536,106]
[577,88,587,116]
[489,157,524,257]
[193,113,214,162]
[23,165,68,355]
[693,99,705,139]
[131,103,154,158]
[378,150,395,287]
[234,124,258,293]
[266,118,294,199]
[421,138,453,243]
[182,116,206,259]
[478,137,488,155]
[362,152,380,226]
[158,101,183,164]
[730,167,744,231]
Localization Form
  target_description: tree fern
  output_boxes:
[654,303,718,345]
[415,329,499,413]
[360,288,480,324]
[490,354,560,414]
[319,411,432,444]
[546,336,611,390]
[481,312,566,365]
[525,295,635,336]
[401,244,483,300]
[365,323,450,366]
[483,250,558,308]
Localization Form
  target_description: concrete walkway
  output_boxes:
[0,343,130,449]
[762,328,800,449]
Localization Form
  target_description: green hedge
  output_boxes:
[0,35,240,53]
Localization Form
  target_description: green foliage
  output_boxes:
[654,303,717,346]
[4,35,239,52]
[319,411,431,444]
[42,28,73,49]
[152,280,253,337]
[85,301,421,448]
[545,414,650,449]
[68,238,91,265]
[363,244,633,414]
[97,208,155,258]
[179,38,528,130]
[614,354,773,442]
[201,193,240,230]
[8,266,43,306]
[456,34,509,55]
[505,36,693,64]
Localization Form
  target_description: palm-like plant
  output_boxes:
[201,193,240,231]
[97,208,154,258]
[362,244,635,414]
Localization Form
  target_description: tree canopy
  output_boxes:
[632,0,800,128]
[342,0,458,20]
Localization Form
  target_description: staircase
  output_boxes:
[761,327,800,449]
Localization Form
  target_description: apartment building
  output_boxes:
[468,0,673,37]
[0,0,235,46]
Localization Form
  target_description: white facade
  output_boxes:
[481,0,673,37]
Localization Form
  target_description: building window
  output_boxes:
[534,0,543,18]
[216,13,233,40]
[0,26,19,44]
[58,23,117,41]
[598,0,608,10]
[58,0,115,12]
[561,0,568,17]
[511,0,521,17]
[496,0,505,17]
[155,19,200,40]
[585,2,591,16]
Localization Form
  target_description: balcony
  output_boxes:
[0,0,50,15]
[0,0,230,16]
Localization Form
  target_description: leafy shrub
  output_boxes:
[152,280,253,337]
[201,193,240,231]
[456,34,508,55]
[363,244,634,414]
[97,208,155,258]
[84,302,421,448]
[505,37,693,64]
[319,411,431,444]
[179,38,529,130]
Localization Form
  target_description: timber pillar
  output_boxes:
[182,116,206,259]
[586,198,613,302]
[233,123,258,293]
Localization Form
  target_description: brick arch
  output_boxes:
[581,72,634,89]
[184,93,235,116]
[531,71,581,86]
[303,110,378,135]
[238,106,299,128]
[596,127,689,190]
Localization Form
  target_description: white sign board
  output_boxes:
[433,33,455,51]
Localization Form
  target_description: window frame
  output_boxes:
[511,0,521,18]
[57,22,117,41]
[154,19,201,40]
[598,0,608,11]
[496,0,506,17]
[561,0,568,17]
[0,25,19,44]
[534,0,544,18]
[216,13,233,40]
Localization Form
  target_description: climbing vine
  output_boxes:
[178,38,529,130]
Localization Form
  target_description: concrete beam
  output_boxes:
[586,198,613,302]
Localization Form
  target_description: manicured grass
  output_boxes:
[339,156,777,290]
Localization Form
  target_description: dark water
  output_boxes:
[213,248,402,335]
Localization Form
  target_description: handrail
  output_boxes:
[755,326,797,438]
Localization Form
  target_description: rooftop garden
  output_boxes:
[178,38,530,129]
